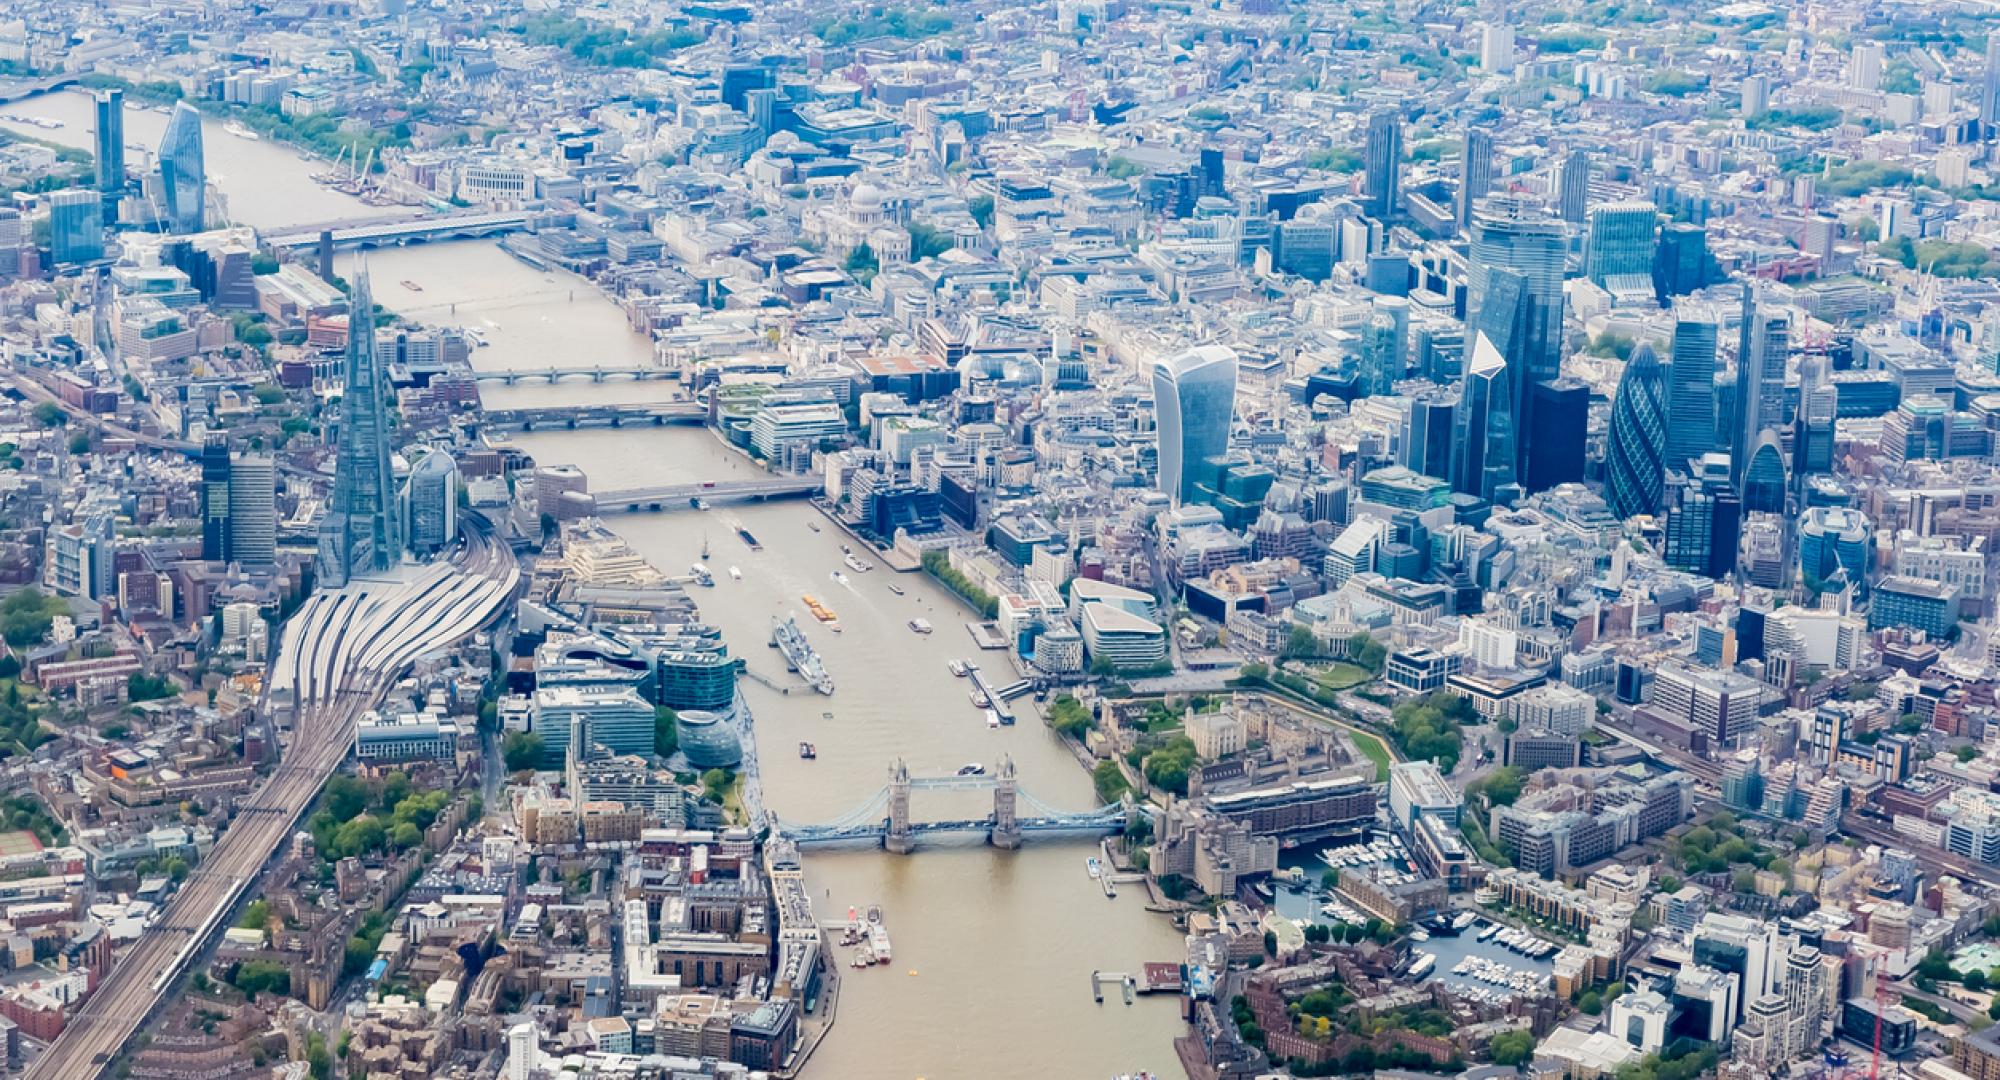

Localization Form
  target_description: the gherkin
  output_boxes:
[1606,343,1668,519]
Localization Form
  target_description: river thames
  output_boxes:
[12,85,1198,1077]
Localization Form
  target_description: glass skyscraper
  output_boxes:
[1606,344,1669,519]
[1363,108,1402,221]
[1733,284,1790,492]
[94,89,125,222]
[402,449,459,556]
[1798,506,1871,596]
[1456,127,1494,233]
[158,102,206,235]
[48,189,103,265]
[200,435,230,561]
[1584,202,1660,286]
[1152,345,1238,506]
[1451,332,1517,502]
[1468,195,1566,481]
[1665,307,1719,470]
[1558,148,1589,223]
[317,267,401,585]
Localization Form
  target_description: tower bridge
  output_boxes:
[773,757,1137,852]
[474,366,681,385]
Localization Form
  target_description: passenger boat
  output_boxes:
[957,762,986,776]
[1087,857,1103,879]
[737,527,761,551]
[986,709,1001,728]
[844,552,872,573]
[729,566,742,580]
[798,742,816,759]
[1408,953,1437,980]
[948,660,969,677]
[807,520,821,532]
[400,279,422,291]
[887,584,905,596]
[909,618,933,634]
[831,571,849,586]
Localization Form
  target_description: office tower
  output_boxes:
[1468,195,1566,476]
[1664,454,1742,580]
[1794,353,1836,493]
[317,266,401,585]
[1451,333,1516,501]
[1479,23,1515,73]
[159,102,206,235]
[1666,309,1719,469]
[1985,35,2000,129]
[229,454,277,566]
[1525,379,1586,492]
[403,449,459,556]
[1152,345,1238,506]
[1849,42,1884,91]
[1798,506,1870,596]
[1456,127,1495,233]
[1583,202,1660,287]
[1692,911,1788,1023]
[1742,74,1770,118]
[1363,108,1402,220]
[1557,149,1589,223]
[1359,296,1408,395]
[93,88,124,221]
[200,436,230,561]
[1198,146,1225,199]
[47,189,103,265]
[1606,344,1669,519]
[1654,222,1710,302]
[317,230,335,281]
[1402,385,1457,481]
[1733,285,1790,499]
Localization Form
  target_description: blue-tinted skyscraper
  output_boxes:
[1606,344,1668,519]
[1665,307,1718,470]
[158,102,206,235]
[1583,202,1659,287]
[402,449,459,556]
[1153,345,1237,506]
[1451,332,1516,502]
[317,266,401,585]
[48,189,103,265]
[1733,284,1790,493]
[93,89,125,222]
[1468,195,1565,480]
[1456,127,1494,233]
[1799,506,1871,596]
[1363,108,1402,220]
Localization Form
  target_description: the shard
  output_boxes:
[316,265,400,586]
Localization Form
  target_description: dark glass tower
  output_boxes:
[158,102,205,235]
[1665,308,1718,469]
[317,267,401,585]
[200,435,231,561]
[94,89,125,222]
[1606,344,1669,518]
[1363,108,1402,220]
[1451,332,1516,502]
